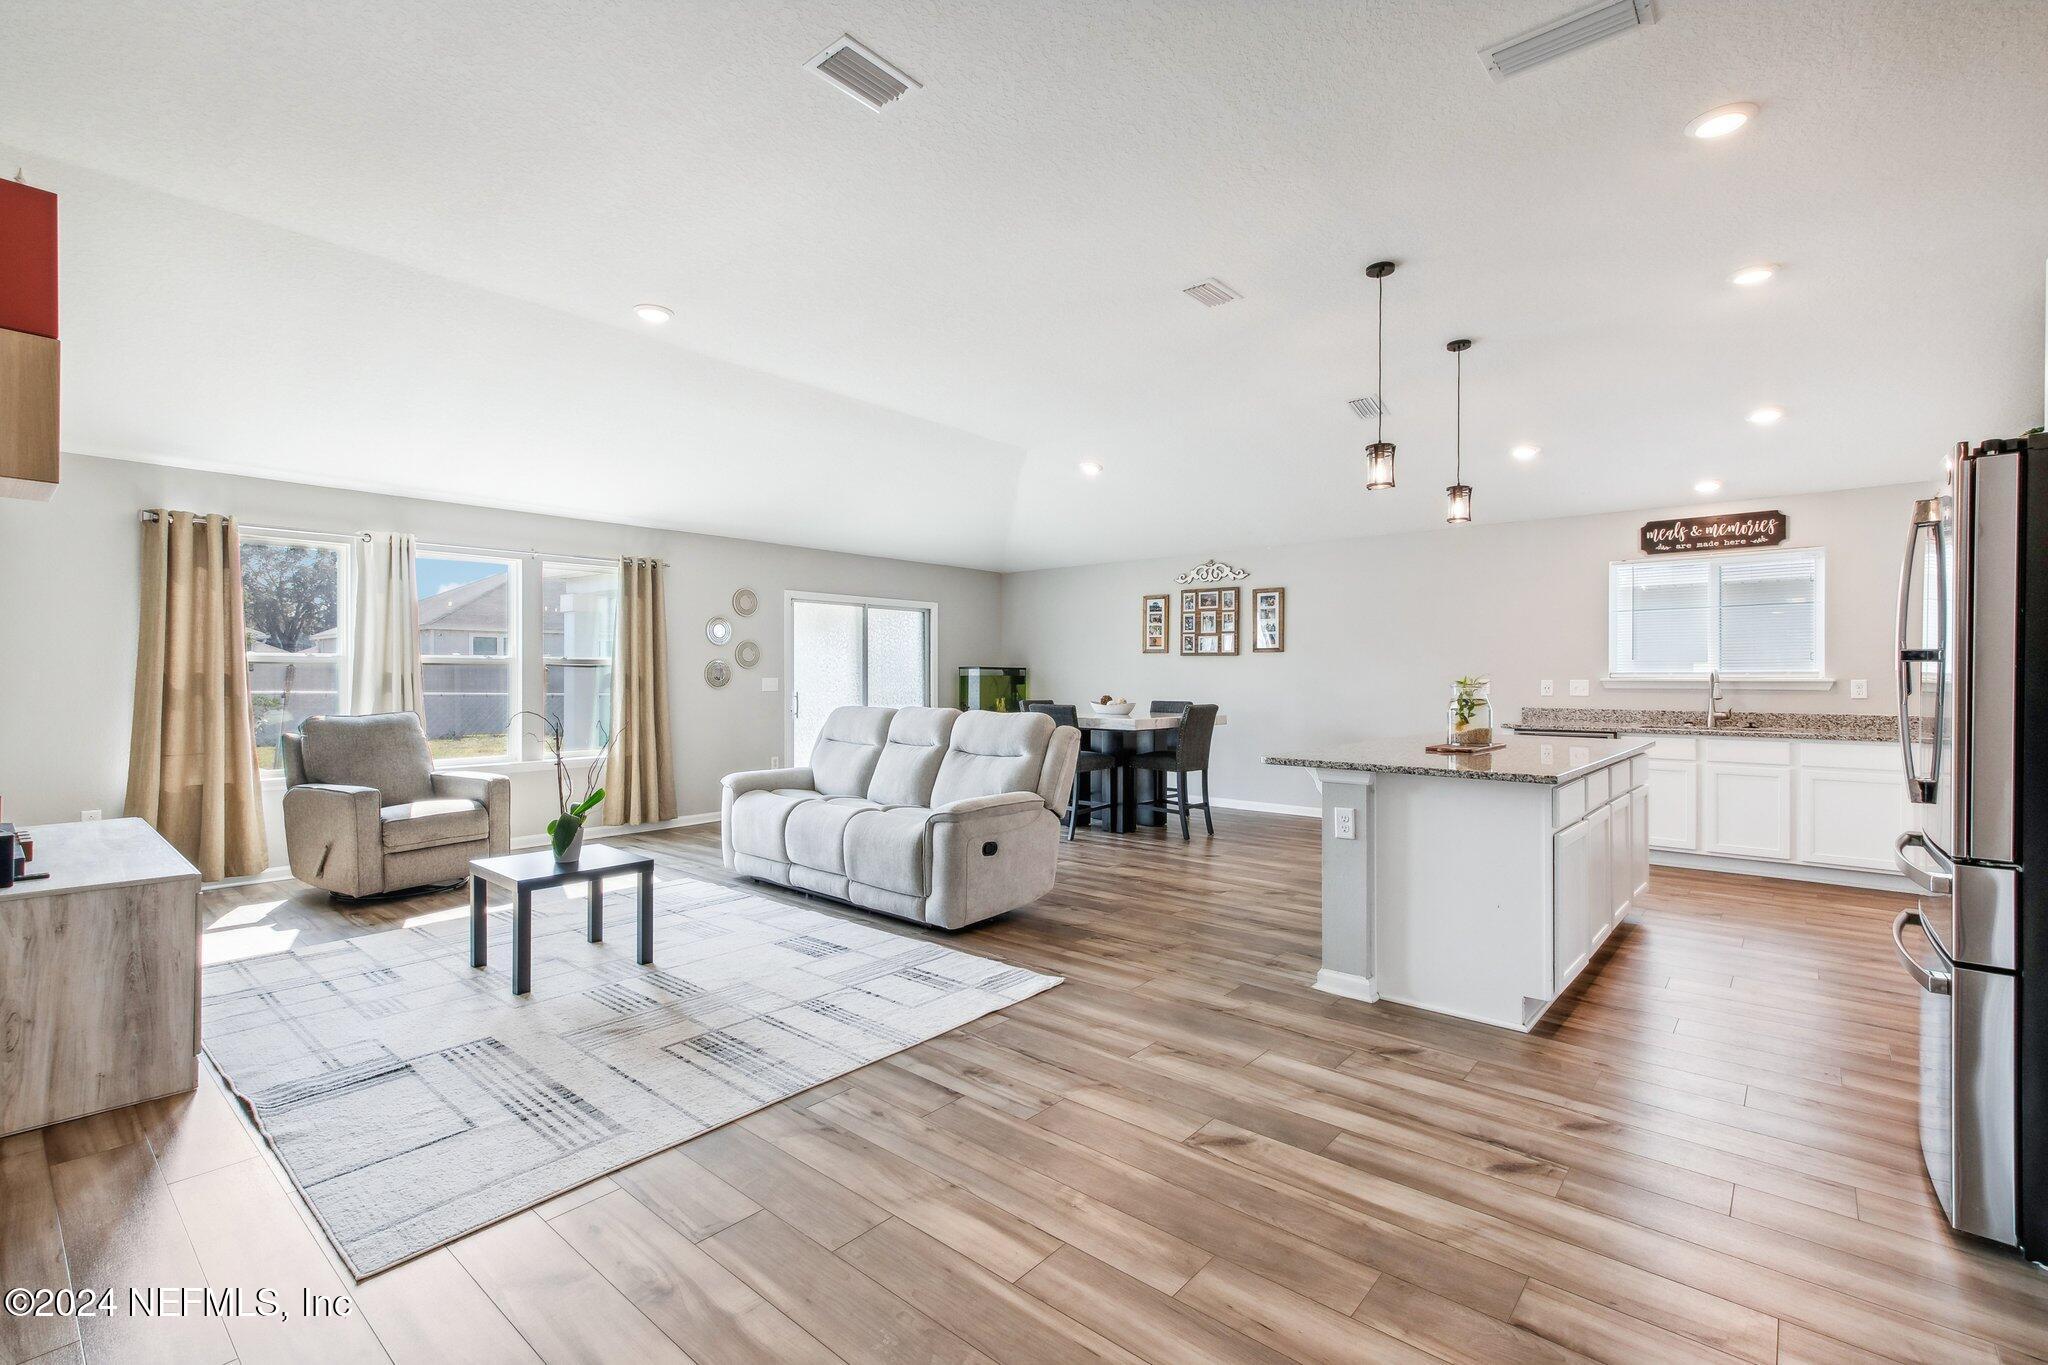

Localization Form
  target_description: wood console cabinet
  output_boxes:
[0,819,202,1135]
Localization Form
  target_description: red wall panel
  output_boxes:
[0,180,58,339]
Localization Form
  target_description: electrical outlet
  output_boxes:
[1539,679,1555,697]
[770,755,780,768]
[81,809,102,822]
[1332,807,1357,840]
[1569,679,1590,697]
[1850,679,1869,700]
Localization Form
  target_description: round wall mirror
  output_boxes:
[735,640,761,669]
[706,616,733,646]
[732,588,758,617]
[704,659,731,688]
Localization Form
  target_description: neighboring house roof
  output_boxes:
[307,575,510,649]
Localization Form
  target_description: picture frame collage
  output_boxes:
[1148,576,1285,657]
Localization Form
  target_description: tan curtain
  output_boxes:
[348,532,425,718]
[606,555,677,825]
[124,510,268,879]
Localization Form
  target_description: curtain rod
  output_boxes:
[136,511,668,566]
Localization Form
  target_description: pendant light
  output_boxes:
[1445,338,1473,524]
[1363,261,1397,490]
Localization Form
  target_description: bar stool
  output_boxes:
[1027,702,1120,838]
[1133,703,1217,840]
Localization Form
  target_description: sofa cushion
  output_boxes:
[299,713,435,805]
[379,797,487,852]
[810,706,894,797]
[844,805,934,898]
[929,711,1055,810]
[783,796,882,875]
[729,788,823,863]
[867,707,961,807]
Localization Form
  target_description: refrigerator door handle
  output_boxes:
[1893,831,1953,897]
[1891,910,1952,995]
[1895,501,1945,804]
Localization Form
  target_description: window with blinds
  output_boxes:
[1609,547,1825,678]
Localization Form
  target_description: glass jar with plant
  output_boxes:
[1445,676,1493,749]
[517,711,613,863]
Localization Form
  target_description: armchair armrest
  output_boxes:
[432,769,512,854]
[722,767,816,797]
[281,783,383,895]
[930,791,1046,825]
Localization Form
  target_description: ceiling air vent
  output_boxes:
[1183,278,1241,307]
[1348,396,1385,420]
[807,35,921,110]
[1479,0,1655,81]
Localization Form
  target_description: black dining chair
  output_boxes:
[1148,699,1192,755]
[1027,702,1119,839]
[1133,703,1217,840]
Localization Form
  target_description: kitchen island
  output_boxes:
[1266,735,1652,1031]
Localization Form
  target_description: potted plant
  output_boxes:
[518,711,612,863]
[1446,675,1493,749]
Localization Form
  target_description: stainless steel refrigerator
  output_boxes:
[1894,430,2046,1258]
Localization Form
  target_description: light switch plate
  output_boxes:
[1333,807,1357,840]
[1539,679,1555,697]
[1569,679,1590,697]
[1850,679,1869,700]
[761,676,780,692]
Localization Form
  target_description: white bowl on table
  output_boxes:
[1090,701,1136,717]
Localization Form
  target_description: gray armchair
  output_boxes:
[281,712,511,899]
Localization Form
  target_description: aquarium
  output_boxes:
[958,666,1029,712]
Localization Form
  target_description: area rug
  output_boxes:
[201,875,1060,1278]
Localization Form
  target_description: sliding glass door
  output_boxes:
[788,596,934,764]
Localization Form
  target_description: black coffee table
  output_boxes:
[468,844,656,995]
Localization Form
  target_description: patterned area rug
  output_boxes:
[201,875,1059,1278]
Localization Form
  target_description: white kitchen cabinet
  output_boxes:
[1701,761,1795,861]
[1646,760,1698,850]
[1629,786,1651,900]
[1551,815,1596,992]
[1605,793,1633,926]
[1796,766,1909,871]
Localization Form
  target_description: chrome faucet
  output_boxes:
[1705,670,1731,729]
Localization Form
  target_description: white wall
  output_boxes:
[998,484,1930,812]
[0,454,1002,867]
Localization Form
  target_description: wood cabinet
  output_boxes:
[0,820,200,1135]
[0,329,59,500]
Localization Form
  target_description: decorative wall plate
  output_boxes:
[706,616,734,646]
[704,659,731,688]
[734,640,761,668]
[732,588,758,617]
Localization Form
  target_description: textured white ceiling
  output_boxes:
[3,0,2044,570]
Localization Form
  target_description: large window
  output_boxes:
[542,561,619,753]
[1609,547,1825,679]
[241,535,348,771]
[417,552,518,760]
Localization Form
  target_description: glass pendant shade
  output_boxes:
[1445,483,1472,523]
[1365,441,1397,490]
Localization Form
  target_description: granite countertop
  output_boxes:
[1265,735,1651,786]
[1508,707,1903,743]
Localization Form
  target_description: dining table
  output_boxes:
[1072,710,1227,833]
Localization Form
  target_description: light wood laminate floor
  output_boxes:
[5,813,2045,1364]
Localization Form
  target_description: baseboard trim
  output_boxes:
[1312,968,1379,1003]
[1650,849,1914,893]
[1214,798,1321,819]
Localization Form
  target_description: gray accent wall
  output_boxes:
[997,483,1930,813]
[0,454,1003,866]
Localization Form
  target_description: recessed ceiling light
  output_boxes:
[1747,405,1784,426]
[634,303,673,324]
[1078,460,1103,478]
[1729,264,1777,287]
[1511,444,1541,462]
[1695,479,1723,494]
[1686,102,1757,140]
